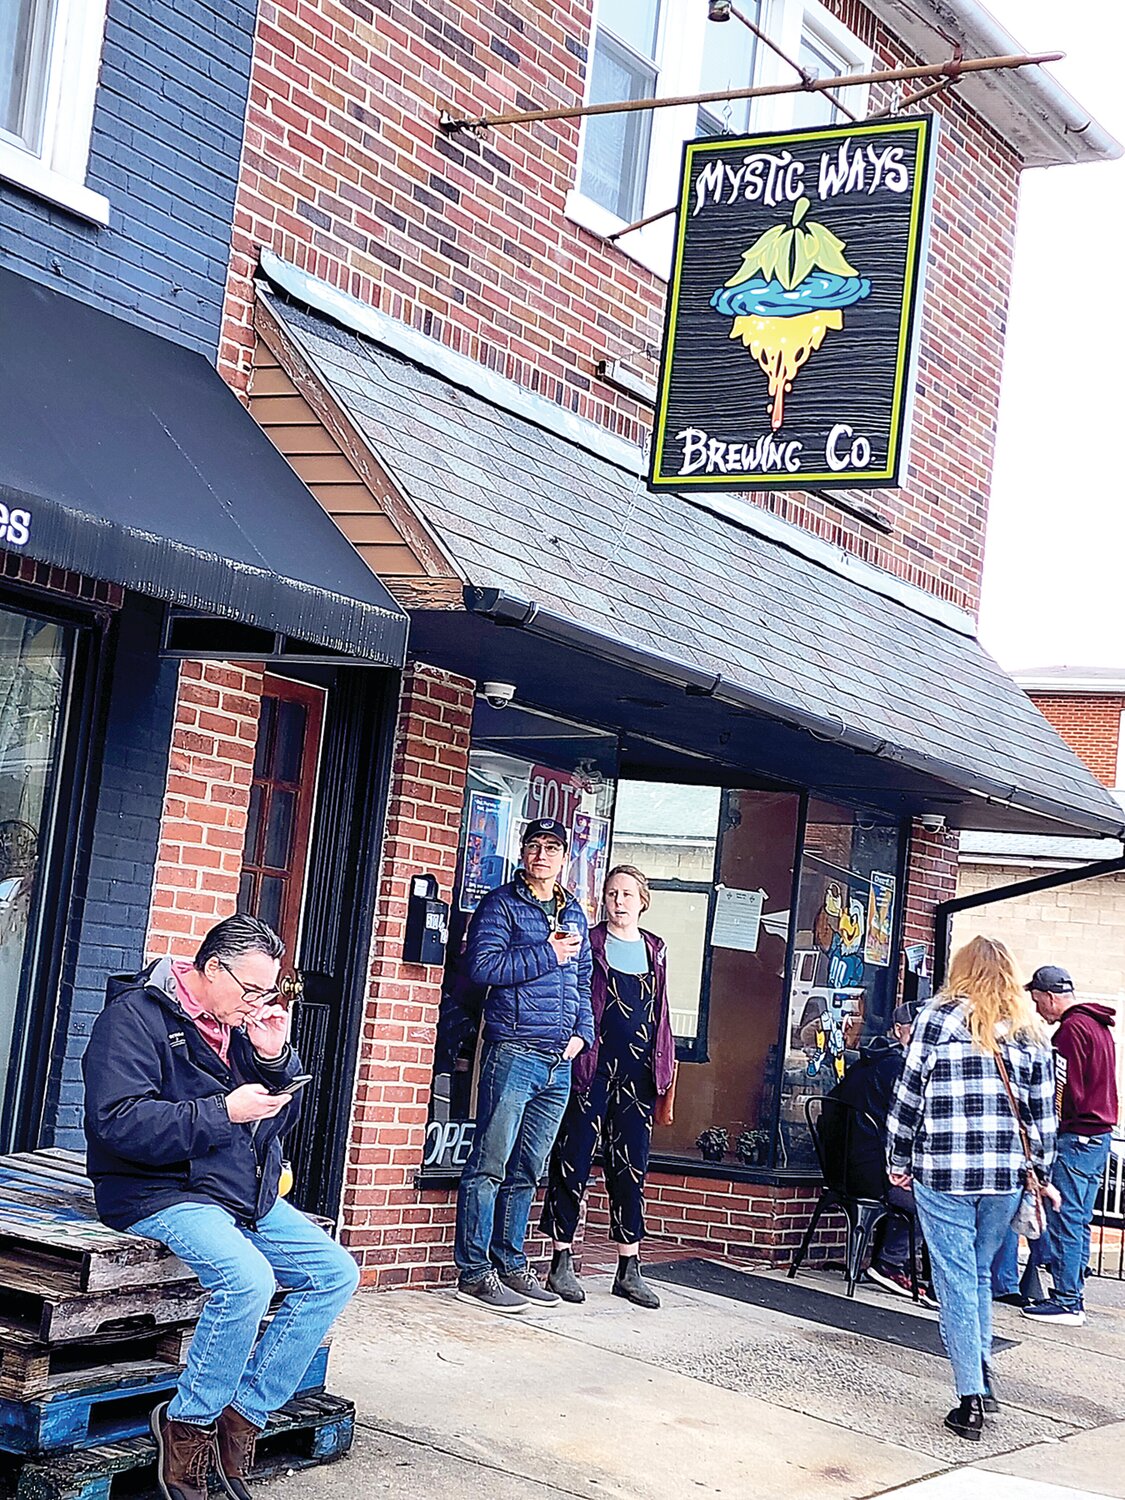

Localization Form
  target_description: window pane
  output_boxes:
[0,0,57,153]
[263,788,296,869]
[698,2,759,136]
[257,874,285,934]
[645,887,708,1039]
[778,801,903,1170]
[792,34,844,127]
[245,783,263,864]
[580,33,657,220]
[597,0,660,59]
[274,700,307,784]
[238,871,255,911]
[253,697,275,778]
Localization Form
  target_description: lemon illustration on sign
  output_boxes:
[710,196,871,430]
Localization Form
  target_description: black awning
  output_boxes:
[0,270,407,666]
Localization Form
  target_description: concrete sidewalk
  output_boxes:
[261,1261,1125,1500]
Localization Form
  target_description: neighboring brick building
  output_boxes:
[954,668,1125,1125]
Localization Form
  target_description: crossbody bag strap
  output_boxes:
[993,1046,1035,1162]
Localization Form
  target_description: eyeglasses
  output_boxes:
[524,840,564,855]
[218,959,280,1006]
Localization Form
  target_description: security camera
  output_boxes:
[479,681,516,710]
[918,813,946,833]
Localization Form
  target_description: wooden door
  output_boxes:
[240,676,325,961]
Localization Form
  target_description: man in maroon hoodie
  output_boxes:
[1022,966,1117,1327]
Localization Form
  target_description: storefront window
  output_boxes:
[0,606,72,1114]
[613,781,800,1170]
[776,800,905,1170]
[424,704,617,1174]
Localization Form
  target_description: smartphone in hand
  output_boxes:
[271,1074,313,1096]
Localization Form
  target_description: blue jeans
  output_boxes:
[454,1040,572,1283]
[991,1225,1050,1302]
[129,1197,359,1427]
[1050,1132,1112,1310]
[914,1180,1020,1397]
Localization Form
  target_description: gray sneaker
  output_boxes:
[456,1270,529,1315]
[499,1268,560,1306]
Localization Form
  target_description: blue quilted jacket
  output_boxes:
[465,877,594,1050]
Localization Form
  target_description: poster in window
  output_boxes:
[569,813,610,924]
[459,791,512,913]
[865,871,896,967]
[650,115,934,492]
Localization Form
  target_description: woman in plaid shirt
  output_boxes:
[886,936,1059,1441]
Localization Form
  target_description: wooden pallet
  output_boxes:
[0,1344,330,1454]
[3,1392,354,1500]
[0,1154,190,1297]
[0,1327,193,1404]
[0,1280,209,1347]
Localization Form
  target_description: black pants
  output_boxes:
[541,1069,656,1245]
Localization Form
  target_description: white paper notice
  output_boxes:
[710,885,767,952]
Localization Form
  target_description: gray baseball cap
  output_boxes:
[1025,965,1074,994]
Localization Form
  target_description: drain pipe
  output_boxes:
[934,854,1125,987]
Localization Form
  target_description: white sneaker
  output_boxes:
[1021,1299,1086,1327]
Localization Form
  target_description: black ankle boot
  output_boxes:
[982,1362,999,1414]
[612,1255,660,1309]
[547,1249,585,1304]
[944,1395,984,1441]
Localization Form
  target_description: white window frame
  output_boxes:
[0,0,110,225]
[567,0,872,281]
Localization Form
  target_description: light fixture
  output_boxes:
[708,0,733,19]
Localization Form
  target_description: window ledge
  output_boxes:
[564,189,669,282]
[0,142,109,226]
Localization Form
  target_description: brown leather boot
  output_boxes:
[150,1402,217,1500]
[216,1406,263,1500]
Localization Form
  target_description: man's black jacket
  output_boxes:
[819,1036,905,1199]
[82,959,303,1231]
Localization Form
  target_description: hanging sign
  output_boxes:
[649,115,934,492]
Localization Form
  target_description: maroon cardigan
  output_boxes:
[572,923,676,1095]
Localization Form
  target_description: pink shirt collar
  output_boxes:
[170,959,231,1065]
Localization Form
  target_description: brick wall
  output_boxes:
[0,0,255,354]
[902,821,960,976]
[1027,693,1124,788]
[340,664,473,1286]
[48,594,179,1147]
[218,0,1021,613]
[147,661,265,957]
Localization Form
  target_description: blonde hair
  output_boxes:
[941,936,1046,1052]
[603,864,651,913]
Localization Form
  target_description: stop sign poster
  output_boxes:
[649,115,934,492]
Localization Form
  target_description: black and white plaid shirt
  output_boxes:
[886,999,1057,1194]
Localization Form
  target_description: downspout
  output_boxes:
[933,855,1125,987]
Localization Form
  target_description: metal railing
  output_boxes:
[1091,1135,1125,1279]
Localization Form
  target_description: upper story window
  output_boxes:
[0,0,110,224]
[569,0,871,278]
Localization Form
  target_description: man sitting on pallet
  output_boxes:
[82,914,359,1500]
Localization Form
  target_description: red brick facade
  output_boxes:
[141,0,1046,1279]
[147,662,265,956]
[217,0,1018,616]
[341,665,473,1287]
[1028,693,1124,788]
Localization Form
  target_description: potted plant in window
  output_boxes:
[695,1126,729,1163]
[736,1128,771,1167]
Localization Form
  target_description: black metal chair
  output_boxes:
[788,1095,918,1300]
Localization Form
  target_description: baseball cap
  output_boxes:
[521,818,569,850]
[1025,965,1074,995]
[892,1004,914,1028]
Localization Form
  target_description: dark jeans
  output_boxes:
[1051,1131,1112,1310]
[454,1041,572,1283]
[876,1183,919,1274]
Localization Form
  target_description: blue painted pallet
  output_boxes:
[0,1344,329,1454]
[3,1391,354,1500]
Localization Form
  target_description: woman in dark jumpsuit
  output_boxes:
[541,865,675,1308]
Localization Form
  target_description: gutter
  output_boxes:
[872,0,1121,166]
[934,856,1125,984]
[465,586,1125,841]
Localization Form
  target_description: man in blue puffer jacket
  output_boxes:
[454,818,594,1314]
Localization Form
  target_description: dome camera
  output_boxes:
[918,813,946,833]
[480,681,516,710]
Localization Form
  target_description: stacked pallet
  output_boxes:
[0,1149,354,1500]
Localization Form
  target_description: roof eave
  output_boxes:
[868,0,1122,167]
